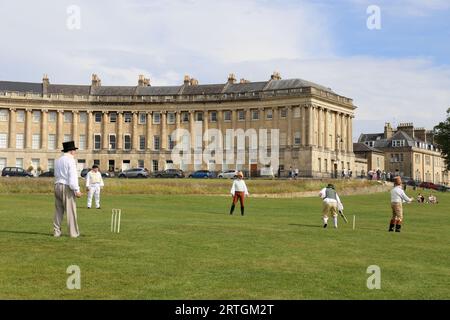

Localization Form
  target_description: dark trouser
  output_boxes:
[230,191,245,215]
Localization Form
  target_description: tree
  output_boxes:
[434,108,450,170]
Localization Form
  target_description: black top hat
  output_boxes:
[326,183,335,189]
[92,164,99,169]
[61,141,78,153]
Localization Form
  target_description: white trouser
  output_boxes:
[87,184,101,208]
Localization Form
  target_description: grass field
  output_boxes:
[0,182,449,299]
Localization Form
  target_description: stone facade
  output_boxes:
[0,73,356,177]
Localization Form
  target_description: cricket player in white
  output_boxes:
[230,171,249,216]
[319,184,344,228]
[86,165,104,209]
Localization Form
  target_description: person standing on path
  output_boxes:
[53,141,82,238]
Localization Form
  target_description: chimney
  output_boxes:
[397,122,415,138]
[240,78,250,84]
[91,74,101,87]
[42,74,49,95]
[414,127,427,142]
[138,75,150,87]
[227,73,236,84]
[183,75,191,86]
[384,123,393,139]
[270,71,282,80]
[190,78,199,86]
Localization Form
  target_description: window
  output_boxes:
[139,136,146,150]
[16,158,24,169]
[280,108,287,118]
[48,159,55,171]
[224,111,231,122]
[94,159,100,166]
[48,134,56,150]
[293,107,300,118]
[124,112,132,123]
[48,111,57,122]
[280,132,287,146]
[32,134,40,149]
[210,111,217,122]
[152,160,159,172]
[0,133,7,148]
[0,158,6,170]
[79,135,86,150]
[16,110,25,122]
[33,111,41,123]
[196,112,203,122]
[64,134,71,143]
[124,135,131,150]
[32,159,40,172]
[138,160,145,168]
[294,132,301,145]
[153,113,161,124]
[0,109,8,121]
[324,159,328,172]
[167,112,175,124]
[392,140,405,147]
[79,112,87,123]
[168,135,175,150]
[238,110,245,121]
[109,135,116,150]
[266,109,273,120]
[252,110,259,120]
[95,113,102,123]
[153,136,160,150]
[64,112,72,123]
[94,135,101,150]
[139,113,147,124]
[16,133,25,149]
[109,112,117,123]
[182,112,189,123]
[318,158,322,172]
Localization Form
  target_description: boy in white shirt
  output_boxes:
[230,171,249,216]
[86,165,104,209]
[389,176,412,232]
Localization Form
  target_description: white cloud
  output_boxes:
[349,0,450,16]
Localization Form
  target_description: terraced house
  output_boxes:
[358,123,448,184]
[0,73,356,177]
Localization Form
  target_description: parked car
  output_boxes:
[189,170,214,178]
[39,170,54,177]
[217,170,238,179]
[80,168,110,178]
[435,184,450,192]
[1,167,33,177]
[118,168,149,178]
[419,182,439,190]
[153,169,185,178]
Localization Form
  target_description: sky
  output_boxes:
[0,0,449,140]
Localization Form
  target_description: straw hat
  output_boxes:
[237,171,244,178]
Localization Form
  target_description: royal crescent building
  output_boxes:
[0,73,356,177]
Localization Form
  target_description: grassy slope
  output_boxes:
[0,191,449,299]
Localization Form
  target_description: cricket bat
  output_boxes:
[339,209,348,223]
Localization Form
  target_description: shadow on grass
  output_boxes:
[0,230,52,237]
[289,224,322,228]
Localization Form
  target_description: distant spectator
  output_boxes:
[417,193,425,203]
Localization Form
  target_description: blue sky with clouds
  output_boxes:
[0,0,449,139]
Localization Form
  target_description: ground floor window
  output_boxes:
[138,160,144,168]
[0,158,6,170]
[109,160,115,172]
[16,158,24,169]
[152,160,159,172]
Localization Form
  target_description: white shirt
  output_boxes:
[319,187,344,211]
[86,171,104,187]
[391,186,412,203]
[231,179,249,196]
[54,153,80,193]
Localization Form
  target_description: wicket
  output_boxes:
[111,209,122,233]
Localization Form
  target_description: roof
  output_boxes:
[91,86,137,96]
[358,133,384,143]
[0,81,42,94]
[353,143,383,153]
[47,84,91,95]
[180,84,225,95]
[264,78,333,92]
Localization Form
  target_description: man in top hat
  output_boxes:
[319,183,344,228]
[86,165,104,209]
[53,141,82,238]
[230,171,249,216]
[389,176,413,232]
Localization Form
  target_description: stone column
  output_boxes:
[189,111,195,151]
[348,116,354,152]
[102,111,109,149]
[146,112,153,150]
[334,112,340,151]
[317,107,322,148]
[259,108,265,128]
[161,111,167,150]
[203,110,209,148]
[132,111,139,150]
[301,105,306,146]
[41,109,48,150]
[57,110,64,150]
[175,111,181,142]
[307,105,314,146]
[245,109,251,130]
[25,109,32,149]
[72,111,79,146]
[8,108,16,148]
[287,106,292,147]
[340,113,345,152]
[324,109,329,149]
[117,111,123,150]
[232,109,237,129]
[86,111,93,150]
